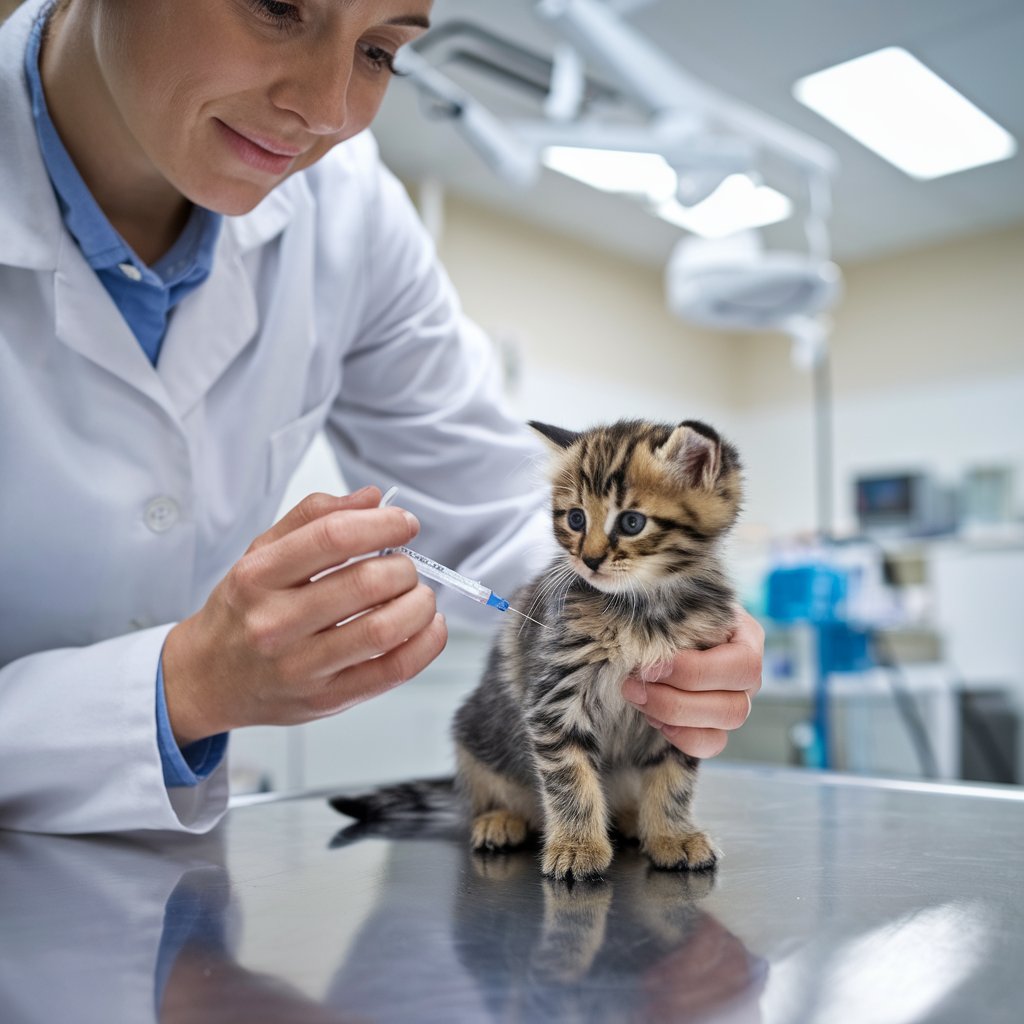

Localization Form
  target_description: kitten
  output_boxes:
[332,418,743,881]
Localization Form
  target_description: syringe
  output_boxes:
[378,486,546,626]
[386,545,510,611]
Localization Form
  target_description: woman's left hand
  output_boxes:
[621,606,764,759]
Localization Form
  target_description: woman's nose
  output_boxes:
[271,50,353,136]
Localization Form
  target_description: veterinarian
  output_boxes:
[0,0,764,835]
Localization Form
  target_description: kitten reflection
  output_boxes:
[328,820,765,1023]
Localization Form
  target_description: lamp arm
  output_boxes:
[392,47,541,188]
[535,0,837,177]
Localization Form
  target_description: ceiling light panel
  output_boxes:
[793,47,1017,179]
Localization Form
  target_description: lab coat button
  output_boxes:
[144,496,179,533]
[118,262,143,282]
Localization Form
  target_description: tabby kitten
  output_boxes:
[457,417,742,881]
[331,418,743,881]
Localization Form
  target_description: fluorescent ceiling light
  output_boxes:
[654,175,792,238]
[794,46,1017,179]
[542,146,677,202]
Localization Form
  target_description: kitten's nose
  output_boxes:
[582,553,606,571]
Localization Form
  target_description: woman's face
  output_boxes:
[88,0,432,214]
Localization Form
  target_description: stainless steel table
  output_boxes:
[2,765,1023,1023]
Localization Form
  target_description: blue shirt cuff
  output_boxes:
[156,656,228,788]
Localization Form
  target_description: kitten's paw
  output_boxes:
[643,831,719,871]
[541,836,614,880]
[471,810,529,851]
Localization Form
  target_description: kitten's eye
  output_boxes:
[567,508,586,531]
[618,511,647,536]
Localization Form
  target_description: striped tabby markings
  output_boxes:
[457,745,538,851]
[537,751,613,881]
[637,754,718,870]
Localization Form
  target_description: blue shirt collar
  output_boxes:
[24,7,221,285]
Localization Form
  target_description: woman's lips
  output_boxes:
[215,119,302,175]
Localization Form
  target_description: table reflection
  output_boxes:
[325,816,767,1023]
[0,812,765,1024]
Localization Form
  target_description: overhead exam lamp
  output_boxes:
[395,0,844,532]
[395,0,840,298]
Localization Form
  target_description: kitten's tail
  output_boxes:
[328,776,458,822]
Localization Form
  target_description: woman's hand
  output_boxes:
[161,486,448,747]
[621,606,764,758]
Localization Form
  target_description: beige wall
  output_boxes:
[426,189,1024,534]
[434,195,742,423]
[735,224,1024,410]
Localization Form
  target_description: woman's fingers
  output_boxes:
[660,616,763,694]
[620,606,765,760]
[248,487,382,551]
[658,726,730,760]
[241,506,421,589]
[632,682,752,731]
[298,553,421,635]
[304,583,439,678]
[307,611,450,718]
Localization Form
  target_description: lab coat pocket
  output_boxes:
[266,393,336,498]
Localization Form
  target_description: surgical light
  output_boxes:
[793,47,1017,180]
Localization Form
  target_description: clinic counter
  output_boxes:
[2,765,1023,1024]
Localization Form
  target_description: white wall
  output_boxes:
[732,225,1024,536]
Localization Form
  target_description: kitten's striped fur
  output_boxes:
[332,418,743,881]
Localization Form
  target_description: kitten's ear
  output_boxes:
[529,421,581,451]
[659,420,722,489]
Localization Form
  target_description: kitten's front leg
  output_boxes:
[536,753,613,880]
[530,719,613,880]
[638,745,718,871]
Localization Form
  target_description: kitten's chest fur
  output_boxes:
[460,562,737,777]
[556,576,734,676]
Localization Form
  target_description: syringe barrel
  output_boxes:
[390,546,492,605]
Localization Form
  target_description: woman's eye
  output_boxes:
[360,43,400,75]
[249,0,300,26]
[567,508,586,531]
[618,511,646,536]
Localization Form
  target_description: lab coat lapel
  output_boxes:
[53,241,181,423]
[157,227,259,418]
[158,187,295,418]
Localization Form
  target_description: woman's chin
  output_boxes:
[180,174,281,217]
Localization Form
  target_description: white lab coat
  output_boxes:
[0,0,552,835]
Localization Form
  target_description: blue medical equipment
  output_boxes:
[766,560,873,768]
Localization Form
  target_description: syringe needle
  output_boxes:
[506,606,551,630]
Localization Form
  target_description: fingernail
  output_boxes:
[622,677,647,705]
[644,715,665,730]
[403,511,419,533]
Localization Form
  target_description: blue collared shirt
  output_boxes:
[26,10,227,786]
